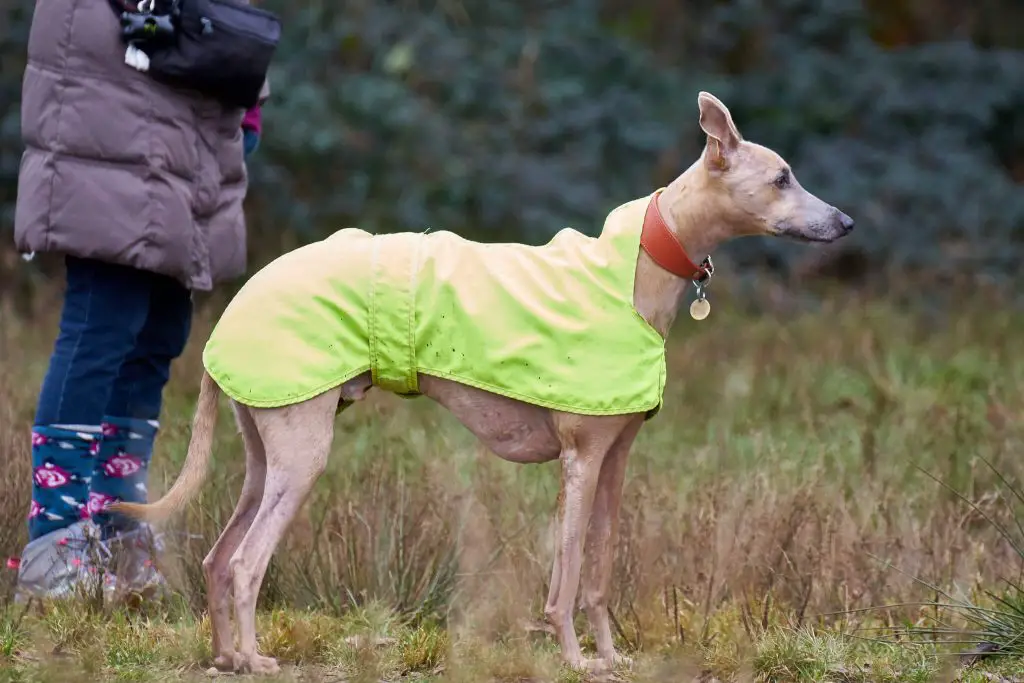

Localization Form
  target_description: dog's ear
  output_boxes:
[697,91,742,172]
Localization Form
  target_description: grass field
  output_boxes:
[2,280,1024,682]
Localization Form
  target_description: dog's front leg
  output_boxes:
[543,433,609,671]
[580,419,642,668]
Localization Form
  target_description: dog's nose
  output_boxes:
[839,212,855,233]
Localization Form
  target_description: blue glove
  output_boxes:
[243,127,260,158]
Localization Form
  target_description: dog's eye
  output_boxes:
[773,170,791,189]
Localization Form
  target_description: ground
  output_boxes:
[1,281,1023,682]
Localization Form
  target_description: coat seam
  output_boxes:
[141,59,158,278]
[367,236,381,386]
[189,107,207,289]
[405,233,424,393]
[22,144,200,185]
[41,0,78,250]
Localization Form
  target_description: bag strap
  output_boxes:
[108,0,138,15]
[108,0,178,18]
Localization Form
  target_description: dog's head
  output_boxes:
[694,91,854,243]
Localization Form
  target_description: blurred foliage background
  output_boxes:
[2,0,1023,299]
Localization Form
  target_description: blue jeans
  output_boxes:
[28,256,192,540]
[35,256,193,425]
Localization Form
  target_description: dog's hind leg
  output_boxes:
[201,402,268,671]
[227,388,339,675]
[580,418,642,668]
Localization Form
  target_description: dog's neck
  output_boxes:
[632,165,731,338]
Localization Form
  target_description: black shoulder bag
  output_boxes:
[110,0,281,110]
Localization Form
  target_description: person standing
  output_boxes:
[11,0,267,600]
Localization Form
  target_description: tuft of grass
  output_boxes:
[257,608,338,665]
[444,637,564,682]
[0,607,28,662]
[398,621,449,673]
[753,628,858,681]
[39,600,103,656]
[103,616,166,670]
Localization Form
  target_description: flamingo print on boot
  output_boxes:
[28,426,97,540]
[91,417,157,538]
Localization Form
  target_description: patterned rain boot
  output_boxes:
[90,416,168,601]
[14,426,104,601]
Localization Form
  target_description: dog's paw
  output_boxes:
[233,652,280,675]
[211,652,237,672]
[248,654,280,676]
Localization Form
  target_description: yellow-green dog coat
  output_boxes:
[202,194,667,417]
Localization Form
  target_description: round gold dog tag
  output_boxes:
[690,298,711,321]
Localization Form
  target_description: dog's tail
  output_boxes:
[109,371,221,523]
